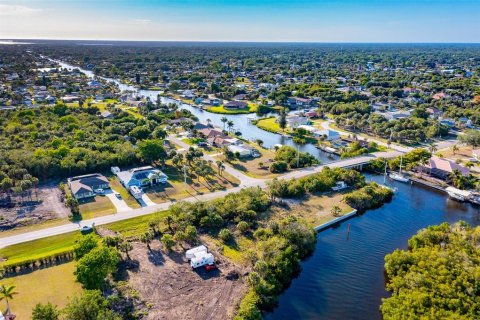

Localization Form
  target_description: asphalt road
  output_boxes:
[0,150,401,249]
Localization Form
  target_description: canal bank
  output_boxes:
[266,173,480,320]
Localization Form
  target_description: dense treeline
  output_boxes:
[382,222,480,320]
[0,104,191,182]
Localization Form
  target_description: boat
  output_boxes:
[445,186,471,202]
[388,155,410,183]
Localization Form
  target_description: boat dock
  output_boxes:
[315,210,358,232]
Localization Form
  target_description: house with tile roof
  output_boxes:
[68,173,110,199]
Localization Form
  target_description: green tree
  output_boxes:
[331,205,342,217]
[75,246,119,289]
[219,228,233,242]
[278,108,287,131]
[140,232,154,251]
[0,284,18,316]
[31,302,60,320]
[221,116,228,130]
[63,290,119,320]
[137,139,167,165]
[161,234,175,251]
[74,234,99,260]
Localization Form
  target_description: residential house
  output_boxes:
[99,111,113,119]
[287,97,315,109]
[68,173,110,199]
[419,157,470,180]
[199,128,227,140]
[314,129,341,141]
[426,107,443,118]
[286,115,310,128]
[228,144,256,158]
[115,166,168,189]
[224,101,248,110]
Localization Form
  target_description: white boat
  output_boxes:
[389,172,409,183]
[445,187,471,202]
[389,155,410,183]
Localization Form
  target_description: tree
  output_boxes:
[76,246,119,289]
[185,225,197,243]
[331,205,342,217]
[32,302,60,320]
[119,241,133,260]
[140,232,154,251]
[278,108,287,131]
[216,160,225,176]
[0,284,18,316]
[221,116,228,130]
[137,139,167,165]
[227,120,234,133]
[63,290,119,320]
[74,234,99,260]
[65,196,80,216]
[459,130,480,147]
[161,234,175,251]
[451,144,459,155]
[219,228,233,242]
[237,221,250,234]
[428,143,438,154]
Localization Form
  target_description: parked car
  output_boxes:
[95,188,104,194]
[114,192,122,199]
[80,225,93,234]
[205,264,217,271]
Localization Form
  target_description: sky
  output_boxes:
[0,0,479,42]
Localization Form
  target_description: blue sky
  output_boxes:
[0,0,479,42]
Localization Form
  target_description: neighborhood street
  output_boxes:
[0,150,401,249]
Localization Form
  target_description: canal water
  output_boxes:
[54,60,337,163]
[266,174,480,320]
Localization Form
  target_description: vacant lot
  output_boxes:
[0,182,69,231]
[124,241,246,320]
[214,146,277,178]
[0,262,82,319]
[145,165,239,204]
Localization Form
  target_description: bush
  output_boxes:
[344,182,393,211]
[236,221,250,234]
[219,228,233,242]
[269,161,288,173]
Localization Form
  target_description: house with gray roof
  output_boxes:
[68,173,110,199]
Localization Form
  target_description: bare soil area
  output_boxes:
[124,242,246,320]
[0,182,69,231]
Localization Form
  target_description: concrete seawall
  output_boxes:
[314,209,358,232]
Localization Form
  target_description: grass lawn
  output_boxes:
[145,165,239,204]
[0,232,81,267]
[256,117,288,134]
[214,146,278,179]
[108,177,141,209]
[103,210,169,238]
[0,262,82,319]
[79,195,116,220]
[206,104,257,114]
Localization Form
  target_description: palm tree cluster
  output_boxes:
[0,284,18,317]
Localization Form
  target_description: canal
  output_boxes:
[54,59,337,164]
[266,174,480,320]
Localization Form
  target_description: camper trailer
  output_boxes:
[185,245,208,260]
[190,252,215,269]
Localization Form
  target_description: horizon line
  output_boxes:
[1,38,480,45]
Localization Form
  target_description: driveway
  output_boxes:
[104,189,131,212]
[138,193,156,207]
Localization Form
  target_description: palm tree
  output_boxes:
[0,284,18,316]
[140,232,154,251]
[227,120,234,133]
[451,144,459,155]
[428,143,438,155]
[206,118,212,127]
[221,116,228,130]
[216,161,225,176]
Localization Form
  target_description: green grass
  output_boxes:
[206,104,257,114]
[0,262,82,320]
[79,195,117,220]
[108,177,141,209]
[256,117,285,134]
[0,232,82,267]
[103,211,170,238]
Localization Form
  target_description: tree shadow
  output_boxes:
[147,248,166,266]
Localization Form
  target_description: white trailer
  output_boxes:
[185,245,208,260]
[190,252,214,269]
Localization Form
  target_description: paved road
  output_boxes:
[320,120,414,153]
[0,150,401,249]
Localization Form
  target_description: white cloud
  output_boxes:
[134,19,151,23]
[0,4,42,16]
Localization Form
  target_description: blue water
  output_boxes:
[267,175,480,320]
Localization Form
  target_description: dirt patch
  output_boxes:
[0,182,69,231]
[124,242,246,320]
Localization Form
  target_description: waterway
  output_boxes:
[54,60,337,163]
[266,174,480,320]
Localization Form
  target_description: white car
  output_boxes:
[79,225,93,233]
[95,188,104,194]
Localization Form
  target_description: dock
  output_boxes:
[315,210,358,232]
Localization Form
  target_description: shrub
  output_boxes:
[219,228,233,242]
[269,161,288,173]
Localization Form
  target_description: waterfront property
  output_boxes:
[68,173,110,199]
[419,156,470,180]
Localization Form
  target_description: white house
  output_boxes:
[286,115,310,128]
[116,166,168,189]
[314,129,341,141]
